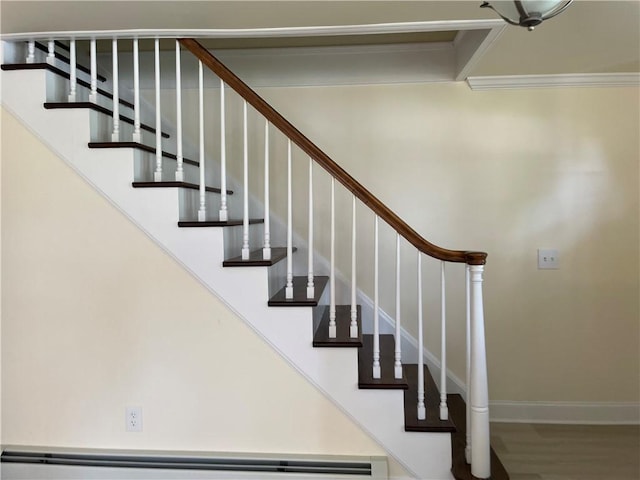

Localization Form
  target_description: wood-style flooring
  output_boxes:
[490,422,640,480]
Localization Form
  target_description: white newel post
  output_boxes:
[153,38,162,181]
[372,216,381,379]
[262,120,271,259]
[111,38,120,142]
[306,157,315,298]
[89,38,97,103]
[219,79,228,221]
[350,195,358,338]
[46,40,55,65]
[68,39,76,102]
[440,261,449,420]
[241,100,250,260]
[394,234,403,379]
[132,38,141,143]
[469,264,491,479]
[175,41,184,181]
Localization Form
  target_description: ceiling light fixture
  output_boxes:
[480,0,573,31]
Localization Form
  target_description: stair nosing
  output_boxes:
[89,142,199,167]
[178,219,264,227]
[132,181,232,195]
[223,247,294,267]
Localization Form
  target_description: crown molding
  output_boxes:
[467,73,640,90]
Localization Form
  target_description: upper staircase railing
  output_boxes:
[2,34,492,479]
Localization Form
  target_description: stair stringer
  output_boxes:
[1,67,454,480]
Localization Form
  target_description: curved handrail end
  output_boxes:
[465,251,487,265]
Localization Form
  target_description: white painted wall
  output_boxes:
[0,108,412,480]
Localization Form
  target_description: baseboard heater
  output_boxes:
[1,448,388,479]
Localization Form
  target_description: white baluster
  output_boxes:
[46,40,55,65]
[417,251,426,420]
[153,39,162,182]
[262,120,271,259]
[306,158,315,298]
[465,264,472,464]
[285,140,294,299]
[175,41,184,181]
[394,233,403,379]
[241,100,250,260]
[329,178,336,338]
[373,215,381,379]
[470,264,490,479]
[219,79,228,221]
[440,261,449,420]
[350,195,358,338]
[132,38,141,143]
[111,38,120,142]
[26,40,35,63]
[197,60,206,221]
[68,39,76,102]
[89,38,97,103]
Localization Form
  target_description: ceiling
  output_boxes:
[0,1,638,77]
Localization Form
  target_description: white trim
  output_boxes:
[467,73,640,90]
[0,20,505,41]
[216,41,454,58]
[454,24,506,81]
[490,400,640,424]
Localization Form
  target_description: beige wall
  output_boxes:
[0,108,410,478]
[253,82,640,404]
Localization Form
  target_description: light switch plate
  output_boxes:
[538,249,559,269]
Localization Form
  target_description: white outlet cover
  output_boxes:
[126,406,143,432]
[538,249,559,269]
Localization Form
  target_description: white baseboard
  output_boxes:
[490,400,640,425]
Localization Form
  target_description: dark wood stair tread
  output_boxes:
[313,305,363,347]
[2,63,134,109]
[448,394,510,480]
[403,364,456,433]
[268,276,328,306]
[358,334,408,389]
[44,102,169,138]
[34,41,107,81]
[132,181,232,195]
[178,219,264,227]
[223,247,294,267]
[89,142,199,167]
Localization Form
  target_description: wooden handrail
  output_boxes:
[179,38,486,265]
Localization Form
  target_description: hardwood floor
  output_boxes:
[491,422,640,480]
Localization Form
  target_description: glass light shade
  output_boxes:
[481,0,573,30]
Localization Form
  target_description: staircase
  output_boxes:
[1,35,507,480]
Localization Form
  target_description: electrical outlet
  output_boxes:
[538,249,559,269]
[126,406,142,432]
